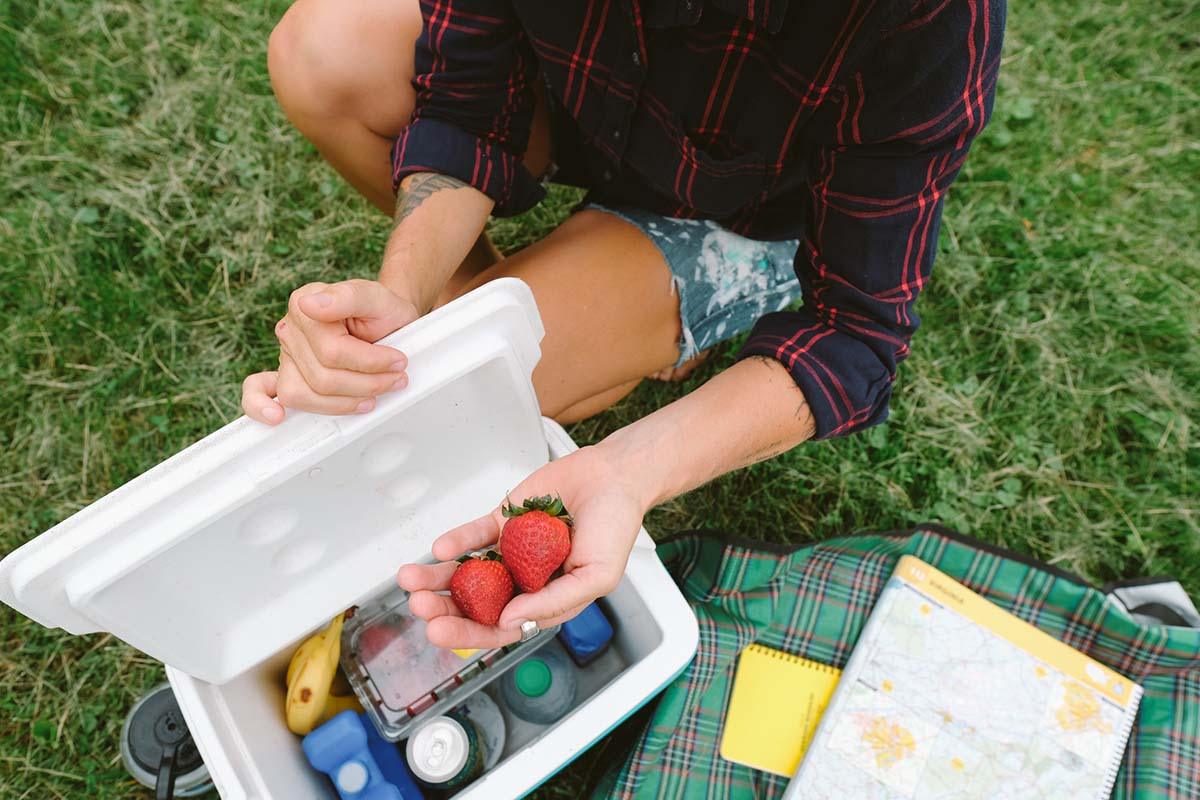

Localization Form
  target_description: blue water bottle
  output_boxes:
[558,602,614,667]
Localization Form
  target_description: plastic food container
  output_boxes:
[341,581,559,740]
[0,278,699,799]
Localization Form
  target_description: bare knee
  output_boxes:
[267,0,418,125]
[269,1,353,119]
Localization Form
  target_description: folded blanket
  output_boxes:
[604,525,1200,800]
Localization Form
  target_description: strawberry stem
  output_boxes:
[501,494,573,527]
[458,549,504,563]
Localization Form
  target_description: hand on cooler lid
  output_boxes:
[241,279,419,424]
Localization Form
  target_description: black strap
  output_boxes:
[1128,602,1195,628]
[156,743,178,800]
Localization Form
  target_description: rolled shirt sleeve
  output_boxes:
[390,0,544,216]
[739,0,1006,438]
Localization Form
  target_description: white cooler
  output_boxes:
[0,278,699,799]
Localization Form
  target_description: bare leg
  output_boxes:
[268,0,422,212]
[455,211,683,422]
[554,379,643,424]
[266,0,549,282]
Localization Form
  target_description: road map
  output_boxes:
[786,558,1141,800]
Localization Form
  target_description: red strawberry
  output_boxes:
[450,552,514,626]
[498,494,573,593]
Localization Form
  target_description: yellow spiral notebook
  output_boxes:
[720,644,842,776]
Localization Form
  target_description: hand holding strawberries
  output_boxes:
[398,445,649,649]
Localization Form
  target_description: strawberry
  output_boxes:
[357,624,399,663]
[498,494,573,593]
[450,551,514,626]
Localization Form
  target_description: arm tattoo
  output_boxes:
[748,355,812,425]
[734,438,789,470]
[394,173,468,227]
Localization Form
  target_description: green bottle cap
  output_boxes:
[514,659,552,698]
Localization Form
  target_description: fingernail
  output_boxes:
[389,359,407,372]
[261,405,283,423]
[391,375,408,391]
[310,292,333,308]
[355,399,375,414]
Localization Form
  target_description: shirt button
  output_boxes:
[612,129,622,141]
[684,0,694,10]
[631,51,642,67]
[602,169,614,182]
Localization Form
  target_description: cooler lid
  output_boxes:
[0,279,549,684]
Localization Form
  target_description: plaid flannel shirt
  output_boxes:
[391,0,1006,438]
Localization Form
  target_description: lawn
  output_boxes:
[0,0,1196,797]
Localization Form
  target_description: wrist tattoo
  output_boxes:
[394,173,468,227]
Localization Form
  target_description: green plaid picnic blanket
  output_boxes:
[604,525,1200,799]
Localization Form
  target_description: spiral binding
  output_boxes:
[745,643,840,675]
[1099,684,1144,800]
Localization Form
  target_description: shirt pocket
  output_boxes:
[628,109,770,218]
[678,135,771,217]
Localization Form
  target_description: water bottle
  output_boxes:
[558,602,614,667]
[499,646,578,724]
[120,683,214,799]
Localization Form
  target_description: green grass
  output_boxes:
[1,0,1196,797]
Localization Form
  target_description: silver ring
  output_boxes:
[518,620,540,642]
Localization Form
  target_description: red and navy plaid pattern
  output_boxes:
[392,1,1006,438]
[601,527,1200,799]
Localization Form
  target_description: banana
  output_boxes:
[286,629,326,689]
[285,613,349,735]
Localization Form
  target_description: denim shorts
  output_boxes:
[586,204,802,367]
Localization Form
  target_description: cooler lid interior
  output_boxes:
[0,279,548,684]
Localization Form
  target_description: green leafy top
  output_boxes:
[457,549,504,564]
[501,494,574,527]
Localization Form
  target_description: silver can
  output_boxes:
[405,711,485,790]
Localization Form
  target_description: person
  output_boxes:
[242,0,1006,648]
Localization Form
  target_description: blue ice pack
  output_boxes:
[302,711,424,800]
[558,602,614,667]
